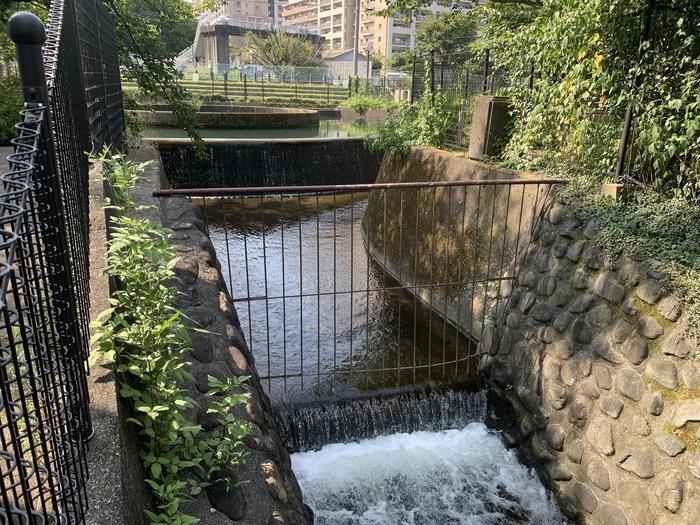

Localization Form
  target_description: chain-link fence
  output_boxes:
[1,0,124,522]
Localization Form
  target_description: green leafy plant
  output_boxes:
[342,94,395,116]
[474,0,700,201]
[0,72,22,145]
[367,65,460,153]
[91,149,249,524]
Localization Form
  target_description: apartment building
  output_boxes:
[282,1,470,57]
[282,0,355,50]
[360,1,473,60]
[205,0,275,21]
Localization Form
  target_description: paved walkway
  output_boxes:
[0,146,11,173]
[84,162,126,525]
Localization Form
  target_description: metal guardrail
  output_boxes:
[155,178,566,402]
[1,0,124,522]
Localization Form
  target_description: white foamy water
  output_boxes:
[292,423,567,525]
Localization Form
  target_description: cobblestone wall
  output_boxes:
[160,195,312,524]
[481,200,700,524]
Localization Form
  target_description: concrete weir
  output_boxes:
[362,147,554,342]
[153,137,384,188]
[133,105,319,129]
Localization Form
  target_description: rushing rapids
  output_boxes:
[275,389,488,453]
[292,423,567,524]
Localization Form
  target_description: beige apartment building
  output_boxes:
[203,0,276,22]
[282,0,355,50]
[283,0,468,58]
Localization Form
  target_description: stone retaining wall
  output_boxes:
[481,199,700,524]
[160,195,312,524]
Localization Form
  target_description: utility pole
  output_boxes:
[366,48,371,91]
[352,0,360,76]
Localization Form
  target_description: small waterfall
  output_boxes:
[275,389,487,452]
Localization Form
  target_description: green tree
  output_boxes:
[1,0,218,146]
[388,49,414,72]
[476,0,700,200]
[414,10,477,64]
[242,31,324,67]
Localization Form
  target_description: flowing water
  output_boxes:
[204,194,476,403]
[276,390,488,453]
[292,422,567,524]
[145,119,370,140]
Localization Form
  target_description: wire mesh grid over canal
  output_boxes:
[157,179,565,403]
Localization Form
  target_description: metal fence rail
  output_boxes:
[155,178,566,403]
[1,0,124,522]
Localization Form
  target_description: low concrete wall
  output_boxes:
[154,138,383,188]
[481,200,700,524]
[363,147,552,340]
[132,105,319,129]
[338,107,389,125]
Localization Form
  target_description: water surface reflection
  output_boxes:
[203,194,477,403]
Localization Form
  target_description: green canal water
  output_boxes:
[143,119,372,140]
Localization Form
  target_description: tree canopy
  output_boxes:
[414,10,476,63]
[241,31,324,67]
[2,0,215,144]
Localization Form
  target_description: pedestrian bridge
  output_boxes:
[176,14,324,70]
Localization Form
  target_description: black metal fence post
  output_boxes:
[224,70,228,99]
[410,54,417,103]
[482,49,490,93]
[262,75,265,102]
[614,0,656,181]
[11,12,49,105]
[243,73,248,102]
[430,49,435,106]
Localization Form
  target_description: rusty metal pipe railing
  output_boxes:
[155,178,567,401]
[153,178,569,198]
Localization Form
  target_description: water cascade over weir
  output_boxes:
[275,389,488,452]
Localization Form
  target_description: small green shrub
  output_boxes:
[342,94,394,116]
[367,87,460,153]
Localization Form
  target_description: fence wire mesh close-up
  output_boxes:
[1,0,124,522]
[155,179,566,403]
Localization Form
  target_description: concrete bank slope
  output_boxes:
[130,144,311,524]
[482,199,700,524]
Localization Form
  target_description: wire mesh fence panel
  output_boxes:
[1,0,125,522]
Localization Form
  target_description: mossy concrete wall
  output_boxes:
[481,200,700,524]
[155,138,383,189]
[132,106,319,129]
[363,147,554,341]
